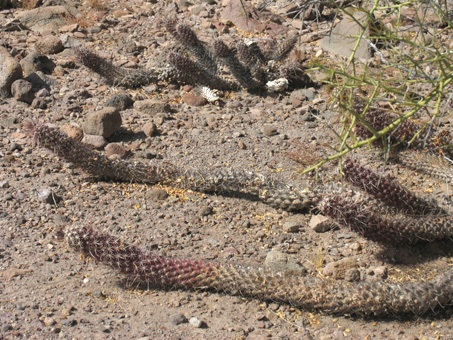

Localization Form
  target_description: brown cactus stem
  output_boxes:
[165,21,218,75]
[73,46,157,88]
[27,123,313,212]
[66,225,453,316]
[168,52,234,90]
[397,150,453,184]
[320,195,453,244]
[213,39,262,91]
[271,36,297,62]
[343,159,445,215]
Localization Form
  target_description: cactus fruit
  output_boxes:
[65,224,453,316]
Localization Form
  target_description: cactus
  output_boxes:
[66,224,453,316]
[343,159,444,215]
[27,123,314,212]
[73,21,306,93]
[397,150,453,184]
[164,20,218,75]
[353,104,430,148]
[168,52,234,90]
[73,46,158,88]
[320,194,453,244]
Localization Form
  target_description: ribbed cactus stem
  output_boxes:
[343,159,444,215]
[27,123,313,212]
[165,21,218,75]
[66,225,453,316]
[320,195,453,244]
[398,151,453,184]
[168,52,233,90]
[213,39,262,90]
[73,46,157,88]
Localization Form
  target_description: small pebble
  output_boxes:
[189,316,204,328]
[262,125,278,136]
[170,313,188,325]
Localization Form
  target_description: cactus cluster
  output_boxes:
[319,159,451,245]
[65,224,453,316]
[27,122,453,316]
[73,21,309,92]
[165,21,306,91]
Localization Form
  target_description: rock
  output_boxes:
[43,317,56,326]
[81,134,107,149]
[289,89,307,108]
[221,0,288,34]
[262,125,278,136]
[82,107,122,138]
[11,79,34,103]
[142,122,158,137]
[0,46,23,98]
[25,71,53,88]
[199,206,213,216]
[170,313,188,325]
[265,250,305,275]
[105,143,131,159]
[189,317,205,328]
[59,34,82,48]
[31,97,47,109]
[182,93,207,106]
[319,8,372,60]
[15,6,74,32]
[20,51,56,76]
[344,268,361,282]
[282,216,305,233]
[105,94,134,110]
[36,188,61,204]
[146,188,169,201]
[133,99,171,115]
[309,215,331,233]
[366,266,388,281]
[35,35,63,55]
[323,257,363,279]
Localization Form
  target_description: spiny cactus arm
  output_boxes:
[28,123,314,212]
[213,39,263,91]
[168,52,234,90]
[28,122,176,184]
[343,159,445,215]
[73,46,158,88]
[353,105,429,148]
[236,42,262,70]
[165,21,218,75]
[320,195,453,244]
[397,150,453,184]
[271,36,297,62]
[66,225,453,316]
